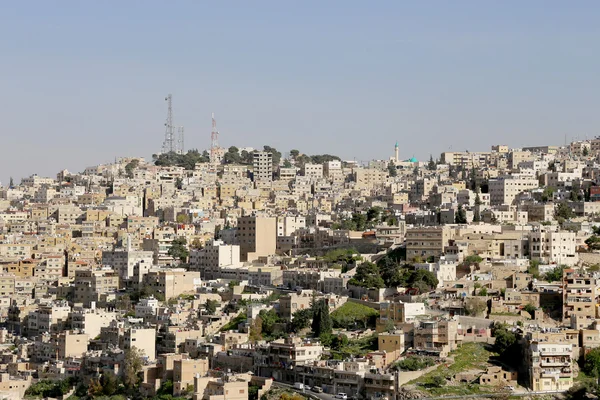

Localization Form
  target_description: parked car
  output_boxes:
[336,393,348,399]
[311,386,323,393]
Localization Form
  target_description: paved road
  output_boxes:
[273,381,337,400]
[421,390,567,400]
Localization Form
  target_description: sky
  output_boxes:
[1,1,600,185]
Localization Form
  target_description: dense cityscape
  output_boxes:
[2,124,600,400]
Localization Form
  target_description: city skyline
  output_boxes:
[2,1,600,183]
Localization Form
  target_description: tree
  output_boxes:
[290,149,300,158]
[528,259,541,279]
[366,206,383,223]
[348,262,385,288]
[431,376,446,387]
[478,287,488,296]
[407,269,439,293]
[388,162,397,177]
[311,299,332,337]
[8,177,13,188]
[291,308,313,333]
[586,235,600,251]
[125,159,140,178]
[205,299,218,315]
[168,237,189,263]
[100,370,118,396]
[545,265,566,282]
[492,323,516,354]
[555,202,574,220]
[584,146,590,157]
[584,348,600,377]
[330,302,378,330]
[428,155,436,171]
[351,212,367,231]
[175,177,183,190]
[541,187,555,203]
[249,317,263,342]
[455,204,467,224]
[523,303,536,316]
[123,347,143,390]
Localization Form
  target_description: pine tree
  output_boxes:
[427,155,436,171]
[455,204,468,224]
[311,299,332,337]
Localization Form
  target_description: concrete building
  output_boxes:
[124,327,156,361]
[525,339,573,391]
[413,319,462,357]
[489,175,539,205]
[253,152,273,182]
[102,249,154,288]
[529,229,577,266]
[238,216,277,262]
[142,268,202,300]
[562,269,599,321]
[189,240,241,279]
[406,226,453,261]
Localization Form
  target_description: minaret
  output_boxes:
[395,141,399,162]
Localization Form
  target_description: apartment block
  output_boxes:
[406,226,453,261]
[238,216,276,262]
[562,269,598,321]
[489,175,539,205]
[253,152,273,182]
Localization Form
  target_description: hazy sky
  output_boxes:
[1,1,600,185]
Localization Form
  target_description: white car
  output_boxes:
[336,394,348,400]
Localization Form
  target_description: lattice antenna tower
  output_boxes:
[210,112,220,163]
[161,94,175,154]
[177,126,185,154]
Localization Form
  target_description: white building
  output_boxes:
[529,229,577,266]
[489,174,539,205]
[189,240,241,280]
[413,258,457,288]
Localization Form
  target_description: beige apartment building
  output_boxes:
[173,358,209,395]
[406,226,453,261]
[142,268,201,300]
[279,291,313,320]
[253,151,273,182]
[489,174,539,205]
[238,216,276,262]
[440,151,492,168]
[530,229,577,266]
[123,327,156,361]
[525,339,573,391]
[413,319,462,357]
[73,269,119,306]
[562,269,598,321]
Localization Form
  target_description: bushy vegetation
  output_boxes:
[153,150,209,169]
[330,302,378,330]
[349,257,438,292]
[545,265,566,282]
[328,333,378,360]
[392,356,436,371]
[409,343,495,395]
[220,312,247,331]
[583,347,600,377]
[26,377,77,398]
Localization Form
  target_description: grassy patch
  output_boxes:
[220,312,247,331]
[330,301,378,330]
[330,334,378,359]
[408,343,498,396]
